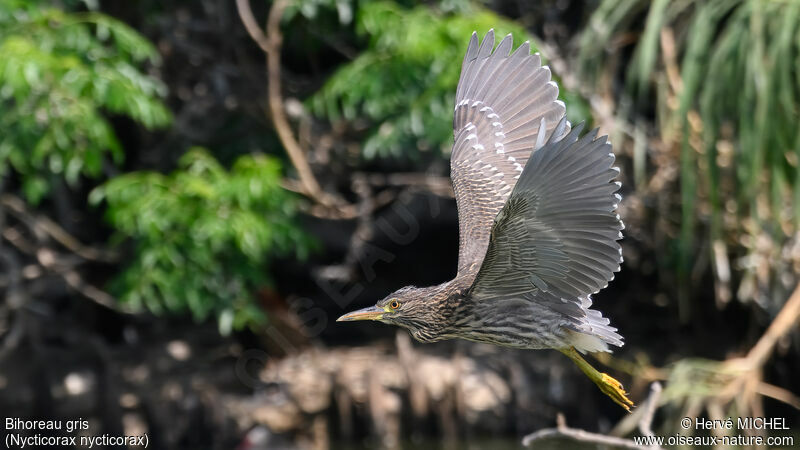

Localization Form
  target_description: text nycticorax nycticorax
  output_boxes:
[338,30,632,410]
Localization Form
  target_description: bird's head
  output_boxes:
[336,285,444,341]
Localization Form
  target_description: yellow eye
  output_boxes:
[389,300,401,309]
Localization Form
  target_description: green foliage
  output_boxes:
[286,0,474,25]
[90,150,312,334]
[285,0,356,24]
[307,2,547,159]
[579,0,800,311]
[0,0,171,203]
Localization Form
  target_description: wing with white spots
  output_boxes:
[470,121,624,302]
[451,30,568,277]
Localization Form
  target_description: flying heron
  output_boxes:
[338,30,632,410]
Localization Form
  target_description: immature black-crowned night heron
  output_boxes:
[338,30,632,410]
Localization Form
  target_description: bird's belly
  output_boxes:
[448,302,566,349]
[455,331,555,349]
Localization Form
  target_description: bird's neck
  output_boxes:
[412,279,471,342]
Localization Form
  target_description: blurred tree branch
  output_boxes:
[589,284,800,444]
[1,194,117,263]
[522,382,664,449]
[0,193,130,314]
[673,282,800,410]
[235,0,459,231]
[710,281,800,410]
[745,281,800,368]
[236,0,346,212]
[611,283,800,429]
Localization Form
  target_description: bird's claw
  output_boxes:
[596,373,634,412]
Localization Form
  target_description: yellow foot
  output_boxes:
[560,347,635,412]
[595,373,634,412]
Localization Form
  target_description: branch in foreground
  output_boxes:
[744,281,800,368]
[522,382,664,450]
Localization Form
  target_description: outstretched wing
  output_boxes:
[470,120,624,302]
[451,30,568,277]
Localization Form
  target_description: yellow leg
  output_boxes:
[559,347,634,412]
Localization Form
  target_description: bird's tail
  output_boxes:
[567,296,624,354]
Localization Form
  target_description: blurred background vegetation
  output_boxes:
[0,0,798,449]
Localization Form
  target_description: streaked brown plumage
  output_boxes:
[338,30,633,410]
